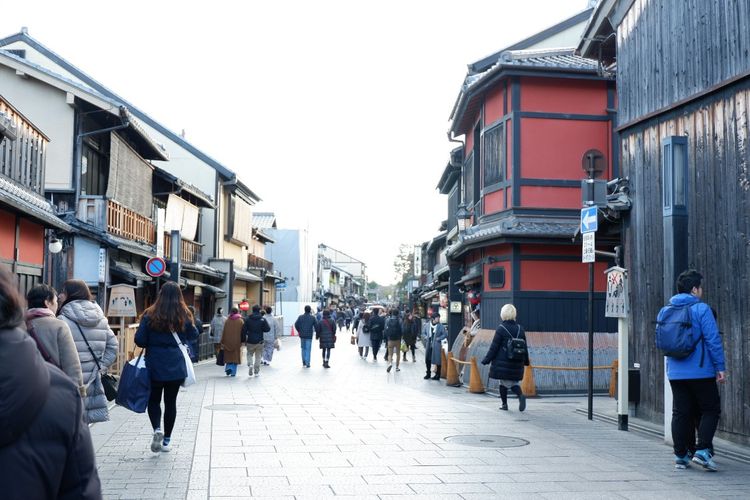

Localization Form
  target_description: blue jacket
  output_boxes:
[294,313,317,339]
[134,316,199,382]
[665,294,725,380]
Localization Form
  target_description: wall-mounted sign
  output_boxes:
[239,300,250,312]
[98,248,107,283]
[449,301,462,313]
[107,284,137,317]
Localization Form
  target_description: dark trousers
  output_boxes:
[148,379,182,438]
[670,378,721,456]
[371,340,381,358]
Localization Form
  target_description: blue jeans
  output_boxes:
[225,363,237,376]
[300,338,312,366]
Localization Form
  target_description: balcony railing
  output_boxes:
[107,200,155,244]
[163,234,203,264]
[248,253,273,273]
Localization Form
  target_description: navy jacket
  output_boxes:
[242,313,269,344]
[134,316,199,382]
[384,315,403,341]
[481,320,529,381]
[294,313,318,339]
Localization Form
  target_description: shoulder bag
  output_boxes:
[26,322,60,368]
[75,323,118,401]
[172,332,196,387]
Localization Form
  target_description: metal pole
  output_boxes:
[588,261,594,420]
[617,315,628,430]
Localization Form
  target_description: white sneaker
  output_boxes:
[161,441,171,452]
[151,430,164,452]
[255,372,261,377]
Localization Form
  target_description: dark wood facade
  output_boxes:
[582,0,750,443]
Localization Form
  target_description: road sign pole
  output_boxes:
[588,261,594,421]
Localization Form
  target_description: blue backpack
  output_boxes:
[655,302,704,365]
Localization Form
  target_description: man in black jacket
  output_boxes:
[242,305,270,377]
[384,309,403,373]
[368,308,386,361]
[294,305,317,368]
[0,268,101,499]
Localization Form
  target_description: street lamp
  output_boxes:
[48,235,63,254]
[456,204,471,235]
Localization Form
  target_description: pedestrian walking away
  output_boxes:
[262,305,281,365]
[422,312,447,380]
[356,311,371,359]
[209,307,227,355]
[58,279,118,424]
[384,308,403,373]
[316,309,337,368]
[134,281,199,453]
[294,305,318,367]
[401,311,420,363]
[0,269,102,500]
[369,308,385,361]
[187,306,202,363]
[242,305,270,377]
[481,304,529,412]
[25,283,86,397]
[220,307,244,376]
[658,269,726,471]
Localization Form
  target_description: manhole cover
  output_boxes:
[444,435,529,448]
[204,404,262,411]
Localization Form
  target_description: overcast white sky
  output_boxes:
[1,0,589,284]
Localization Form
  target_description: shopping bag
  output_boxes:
[173,332,196,387]
[216,349,225,366]
[101,373,119,402]
[115,352,150,413]
[400,341,408,353]
[350,335,356,345]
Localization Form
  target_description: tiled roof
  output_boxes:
[252,212,276,229]
[0,174,70,231]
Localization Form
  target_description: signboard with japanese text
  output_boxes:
[605,267,628,318]
[107,284,137,317]
[582,232,595,263]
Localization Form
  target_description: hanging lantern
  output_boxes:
[467,288,481,306]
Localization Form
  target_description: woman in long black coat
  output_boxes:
[315,309,337,368]
[481,304,530,412]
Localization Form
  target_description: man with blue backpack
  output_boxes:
[656,269,726,471]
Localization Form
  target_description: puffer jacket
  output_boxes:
[316,314,337,349]
[242,312,270,344]
[0,327,102,499]
[481,320,530,381]
[294,313,317,339]
[26,308,85,396]
[59,300,118,424]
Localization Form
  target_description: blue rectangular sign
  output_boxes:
[276,282,287,289]
[580,206,598,233]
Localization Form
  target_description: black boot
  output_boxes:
[499,386,509,410]
[423,370,431,380]
[431,366,441,380]
[511,385,526,412]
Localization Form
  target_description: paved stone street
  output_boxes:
[91,335,750,499]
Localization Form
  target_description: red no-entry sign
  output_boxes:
[145,257,167,277]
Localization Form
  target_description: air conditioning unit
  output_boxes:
[0,112,19,142]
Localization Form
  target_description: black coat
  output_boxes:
[481,320,530,381]
[384,315,403,341]
[242,313,270,344]
[0,327,102,499]
[294,313,317,339]
[316,316,337,349]
[368,315,385,343]
[402,318,420,346]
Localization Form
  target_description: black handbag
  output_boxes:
[216,349,225,366]
[75,323,118,401]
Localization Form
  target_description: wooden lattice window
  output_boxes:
[482,123,505,187]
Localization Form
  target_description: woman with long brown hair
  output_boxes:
[134,281,198,453]
[57,279,118,423]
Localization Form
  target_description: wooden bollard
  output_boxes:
[440,348,448,379]
[521,363,536,397]
[446,352,461,386]
[468,356,485,393]
[609,359,618,398]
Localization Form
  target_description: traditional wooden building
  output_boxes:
[441,9,618,347]
[0,95,71,295]
[580,0,750,444]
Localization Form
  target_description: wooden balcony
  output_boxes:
[107,199,155,244]
[248,253,273,273]
[163,234,202,264]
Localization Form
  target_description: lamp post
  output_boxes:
[455,204,471,236]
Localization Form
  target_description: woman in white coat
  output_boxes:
[356,311,371,359]
[58,279,118,423]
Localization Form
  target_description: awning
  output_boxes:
[111,260,153,282]
[421,290,439,300]
[234,268,262,283]
[434,265,450,278]
[203,284,227,297]
[455,271,482,286]
[182,262,225,279]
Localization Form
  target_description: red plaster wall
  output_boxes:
[0,210,14,260]
[484,190,504,215]
[520,260,607,292]
[521,244,580,256]
[18,218,44,265]
[485,86,505,124]
[520,118,611,180]
[520,77,608,115]
[520,185,580,209]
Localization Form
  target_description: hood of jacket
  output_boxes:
[247,312,264,322]
[229,313,242,320]
[59,300,107,328]
[0,327,50,447]
[669,293,700,307]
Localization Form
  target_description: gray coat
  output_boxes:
[209,313,226,343]
[422,321,447,365]
[264,315,281,343]
[26,308,85,397]
[59,300,118,424]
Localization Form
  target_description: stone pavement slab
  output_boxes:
[91,334,750,499]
